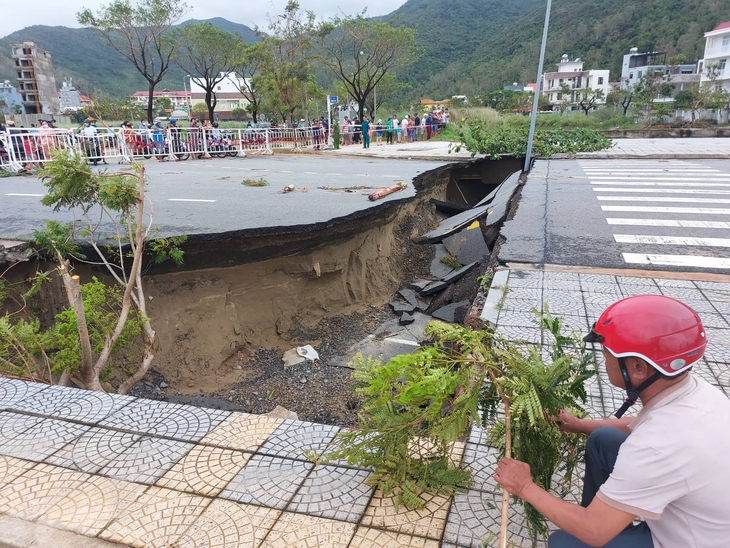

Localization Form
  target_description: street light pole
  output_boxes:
[183,75,191,114]
[524,0,553,173]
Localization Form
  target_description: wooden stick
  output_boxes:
[500,399,512,548]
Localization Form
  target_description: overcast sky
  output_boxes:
[1,0,409,38]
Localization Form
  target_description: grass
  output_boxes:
[242,178,269,187]
[440,255,463,271]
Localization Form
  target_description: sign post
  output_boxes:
[327,95,338,147]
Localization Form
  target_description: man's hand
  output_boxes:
[554,409,584,434]
[494,457,535,499]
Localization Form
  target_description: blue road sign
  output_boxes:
[329,96,338,104]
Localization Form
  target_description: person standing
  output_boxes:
[361,117,370,149]
[375,119,383,145]
[385,117,394,145]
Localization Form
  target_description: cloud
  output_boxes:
[1,0,407,38]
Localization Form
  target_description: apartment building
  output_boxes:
[698,21,730,91]
[10,42,60,115]
[542,55,610,111]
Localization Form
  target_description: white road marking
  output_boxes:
[623,253,730,269]
[280,170,293,173]
[222,166,233,169]
[384,337,420,347]
[303,172,317,175]
[168,199,216,202]
[591,181,730,187]
[327,172,343,176]
[607,218,730,229]
[594,187,730,195]
[598,196,730,204]
[5,193,45,197]
[589,176,730,181]
[602,206,730,215]
[615,234,730,247]
[583,169,719,173]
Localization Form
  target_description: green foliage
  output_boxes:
[440,255,462,271]
[149,235,187,266]
[450,121,612,160]
[242,178,269,187]
[46,277,144,376]
[33,220,82,260]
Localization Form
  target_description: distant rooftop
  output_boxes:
[712,21,730,32]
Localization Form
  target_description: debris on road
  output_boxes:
[282,185,295,193]
[368,182,408,201]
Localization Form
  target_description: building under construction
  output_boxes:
[11,41,60,115]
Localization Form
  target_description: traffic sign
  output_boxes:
[329,96,338,105]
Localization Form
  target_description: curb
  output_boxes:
[480,269,510,327]
[0,515,122,548]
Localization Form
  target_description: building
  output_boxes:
[130,88,191,110]
[698,21,730,91]
[58,78,92,112]
[620,48,697,90]
[10,42,60,115]
[189,73,250,118]
[0,81,25,116]
[541,55,610,111]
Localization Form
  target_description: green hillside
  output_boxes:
[0,18,259,98]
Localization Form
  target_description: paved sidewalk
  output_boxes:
[325,137,730,161]
[0,269,728,547]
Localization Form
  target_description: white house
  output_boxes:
[620,48,697,92]
[541,55,610,111]
[698,21,730,91]
[189,72,250,117]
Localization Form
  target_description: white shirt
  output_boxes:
[597,375,730,548]
[81,125,98,137]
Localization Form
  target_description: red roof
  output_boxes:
[130,90,190,97]
[713,21,730,31]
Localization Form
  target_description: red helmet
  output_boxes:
[585,295,706,376]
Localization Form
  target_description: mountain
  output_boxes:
[388,0,729,99]
[0,18,259,98]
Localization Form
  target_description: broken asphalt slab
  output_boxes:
[431,300,471,323]
[443,224,489,265]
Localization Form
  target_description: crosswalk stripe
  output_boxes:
[591,181,730,187]
[583,169,719,173]
[594,188,730,195]
[615,234,730,247]
[607,218,730,229]
[598,196,730,204]
[602,206,730,215]
[623,253,730,269]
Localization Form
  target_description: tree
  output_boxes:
[316,14,419,121]
[191,102,208,118]
[577,88,605,116]
[258,1,316,125]
[77,0,189,124]
[28,149,182,393]
[233,43,265,123]
[154,96,173,117]
[555,83,573,114]
[173,21,244,122]
[606,85,634,117]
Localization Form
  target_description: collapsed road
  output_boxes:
[0,154,526,425]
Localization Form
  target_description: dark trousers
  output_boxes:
[363,134,370,148]
[386,132,393,144]
[548,427,654,548]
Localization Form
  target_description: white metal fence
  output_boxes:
[0,125,331,173]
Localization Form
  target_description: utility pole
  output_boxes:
[524,0,552,173]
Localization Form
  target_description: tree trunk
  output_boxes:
[146,81,155,124]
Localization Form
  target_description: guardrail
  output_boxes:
[0,125,332,173]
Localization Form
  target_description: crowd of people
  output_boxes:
[334,108,450,149]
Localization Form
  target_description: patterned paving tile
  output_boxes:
[658,286,706,302]
[704,328,730,347]
[287,464,374,523]
[467,424,489,447]
[219,454,314,509]
[616,276,658,287]
[156,445,250,497]
[361,489,451,539]
[45,427,141,474]
[201,413,283,452]
[654,279,697,289]
[40,474,146,536]
[703,343,730,364]
[0,378,49,409]
[498,297,541,315]
[706,362,729,395]
[579,274,619,292]
[53,390,135,424]
[695,280,730,291]
[541,291,586,316]
[0,411,42,446]
[0,454,38,485]
[177,499,280,548]
[0,416,90,462]
[698,288,730,302]
[349,527,440,547]
[461,443,500,494]
[98,399,178,434]
[682,298,724,315]
[149,404,231,442]
[99,486,211,547]
[258,420,339,460]
[258,512,357,548]
[618,284,663,297]
[505,270,543,288]
[697,312,729,329]
[443,490,542,547]
[542,273,581,290]
[7,384,86,415]
[495,310,542,328]
[504,287,543,302]
[0,463,91,521]
[98,436,194,484]
[495,325,542,345]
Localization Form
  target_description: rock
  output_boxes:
[389,301,417,316]
[420,280,449,296]
[431,300,471,324]
[443,225,489,265]
[398,288,429,310]
[399,313,415,325]
[300,377,308,384]
[266,405,299,420]
[440,261,478,285]
[159,381,168,389]
[232,365,242,371]
[282,348,306,367]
